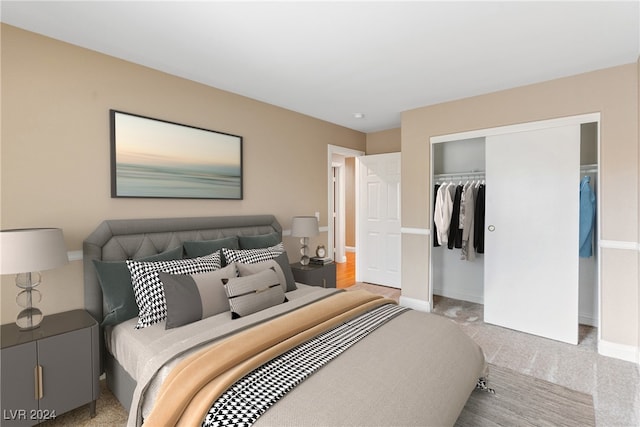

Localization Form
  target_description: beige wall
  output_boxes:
[401,63,639,350]
[0,25,365,324]
[366,128,401,154]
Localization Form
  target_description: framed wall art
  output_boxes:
[110,110,243,199]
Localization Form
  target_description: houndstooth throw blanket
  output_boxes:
[203,304,409,427]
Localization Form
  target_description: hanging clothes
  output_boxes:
[433,184,441,247]
[460,183,476,261]
[579,176,596,257]
[448,185,463,249]
[434,183,454,245]
[474,184,485,254]
[454,184,466,248]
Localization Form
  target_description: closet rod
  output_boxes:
[434,165,596,181]
[580,164,598,174]
[433,171,485,180]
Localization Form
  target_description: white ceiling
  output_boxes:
[2,1,639,133]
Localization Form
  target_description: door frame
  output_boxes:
[332,162,346,263]
[327,144,364,265]
[429,113,601,335]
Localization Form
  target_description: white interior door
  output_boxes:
[357,153,401,288]
[484,125,580,344]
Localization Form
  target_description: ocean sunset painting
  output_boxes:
[111,111,242,199]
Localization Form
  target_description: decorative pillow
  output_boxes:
[222,243,285,266]
[238,232,280,249]
[159,263,238,329]
[183,236,239,258]
[93,246,183,327]
[126,251,221,329]
[223,267,287,319]
[236,252,297,292]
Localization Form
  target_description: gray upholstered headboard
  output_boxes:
[83,215,282,324]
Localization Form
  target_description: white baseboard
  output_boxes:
[433,288,484,305]
[399,296,431,312]
[598,339,640,365]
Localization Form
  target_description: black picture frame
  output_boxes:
[110,110,243,200]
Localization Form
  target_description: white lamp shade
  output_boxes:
[0,228,68,274]
[290,216,319,238]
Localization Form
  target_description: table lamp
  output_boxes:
[0,228,68,330]
[290,216,319,266]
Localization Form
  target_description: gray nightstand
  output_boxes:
[290,262,336,288]
[1,309,100,426]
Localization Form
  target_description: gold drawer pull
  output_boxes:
[34,365,43,400]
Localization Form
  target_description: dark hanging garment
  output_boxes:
[433,184,441,247]
[454,184,465,249]
[448,185,463,250]
[474,184,485,253]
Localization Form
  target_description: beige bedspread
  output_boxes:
[145,290,391,426]
[132,289,486,427]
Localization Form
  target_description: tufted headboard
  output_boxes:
[83,215,282,324]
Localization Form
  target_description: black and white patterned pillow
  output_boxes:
[222,243,284,265]
[126,252,221,329]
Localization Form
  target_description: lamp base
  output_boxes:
[299,237,310,265]
[16,307,43,330]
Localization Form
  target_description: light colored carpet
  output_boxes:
[431,294,640,427]
[457,363,595,427]
[38,379,127,426]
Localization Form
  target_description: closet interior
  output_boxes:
[431,122,599,333]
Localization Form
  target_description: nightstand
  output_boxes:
[1,309,100,426]
[290,262,336,288]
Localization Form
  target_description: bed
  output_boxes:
[83,215,486,426]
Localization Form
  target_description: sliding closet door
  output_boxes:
[484,125,580,344]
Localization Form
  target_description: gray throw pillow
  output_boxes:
[94,246,183,327]
[238,233,280,249]
[160,263,238,329]
[126,252,221,329]
[223,268,287,319]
